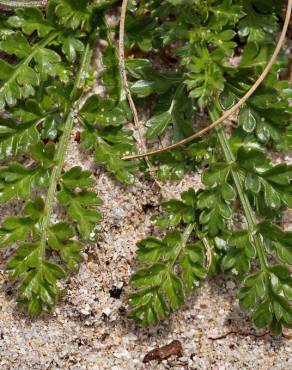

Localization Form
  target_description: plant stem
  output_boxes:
[118,0,167,195]
[210,110,268,271]
[171,223,195,268]
[0,0,44,7]
[168,84,184,114]
[102,15,125,102]
[198,229,213,270]
[39,43,93,263]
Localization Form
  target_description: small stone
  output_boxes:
[80,305,91,315]
[226,281,236,290]
[114,349,130,359]
[125,334,138,341]
[102,307,111,317]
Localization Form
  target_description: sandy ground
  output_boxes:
[0,3,292,369]
[0,130,291,370]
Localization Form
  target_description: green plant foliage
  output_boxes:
[0,1,108,315]
[79,36,137,184]
[127,0,292,334]
[0,117,39,159]
[57,166,103,240]
[130,190,208,326]
[0,0,291,336]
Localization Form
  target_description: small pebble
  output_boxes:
[226,281,236,290]
[102,307,111,317]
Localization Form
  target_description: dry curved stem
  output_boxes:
[208,330,270,340]
[123,0,292,160]
[0,0,46,8]
[118,0,169,196]
[119,0,145,152]
[208,330,291,341]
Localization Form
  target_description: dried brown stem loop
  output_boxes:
[123,0,292,160]
[119,0,169,195]
[118,0,147,152]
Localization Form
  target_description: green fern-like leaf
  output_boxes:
[127,0,292,334]
[0,117,39,159]
[130,190,208,326]
[0,1,104,315]
[57,167,103,241]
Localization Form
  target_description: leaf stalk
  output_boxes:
[39,43,93,265]
[212,112,268,271]
[170,223,195,269]
[0,0,44,7]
